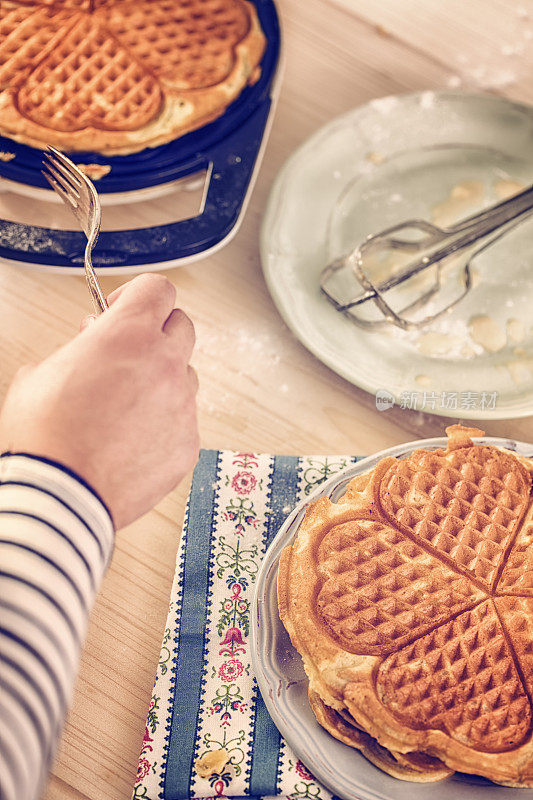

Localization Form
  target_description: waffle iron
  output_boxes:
[0,0,280,273]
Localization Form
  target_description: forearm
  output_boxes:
[0,453,114,800]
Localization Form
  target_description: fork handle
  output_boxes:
[84,244,108,313]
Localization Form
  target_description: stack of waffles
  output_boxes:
[278,425,533,786]
[0,0,266,154]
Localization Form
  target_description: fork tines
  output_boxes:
[40,145,107,314]
[41,146,82,209]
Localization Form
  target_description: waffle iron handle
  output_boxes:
[159,97,273,260]
[88,96,274,266]
[87,96,273,265]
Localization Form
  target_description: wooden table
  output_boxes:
[2,1,533,797]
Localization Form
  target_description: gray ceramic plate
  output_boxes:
[251,436,533,800]
[260,92,533,419]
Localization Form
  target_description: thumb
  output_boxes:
[106,274,177,326]
[80,314,97,332]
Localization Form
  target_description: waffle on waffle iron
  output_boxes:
[0,0,266,154]
[278,425,533,786]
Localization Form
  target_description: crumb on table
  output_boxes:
[194,748,230,778]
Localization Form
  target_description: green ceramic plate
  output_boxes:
[260,92,533,419]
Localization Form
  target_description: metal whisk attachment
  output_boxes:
[320,183,533,331]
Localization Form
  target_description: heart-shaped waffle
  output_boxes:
[17,15,163,132]
[316,519,485,656]
[377,601,530,753]
[278,426,533,786]
[379,443,530,590]
[0,0,266,154]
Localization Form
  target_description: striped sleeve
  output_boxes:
[0,452,114,800]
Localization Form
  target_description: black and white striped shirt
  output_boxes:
[0,452,114,800]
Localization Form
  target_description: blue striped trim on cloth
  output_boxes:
[160,451,358,800]
[163,451,302,799]
[164,449,220,799]
[248,455,300,796]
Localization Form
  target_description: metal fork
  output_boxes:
[42,146,108,314]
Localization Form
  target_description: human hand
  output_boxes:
[0,274,199,529]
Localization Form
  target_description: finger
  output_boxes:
[107,274,177,326]
[188,365,199,394]
[80,314,97,331]
[163,308,195,358]
[104,276,148,307]
[105,283,128,307]
[14,363,36,382]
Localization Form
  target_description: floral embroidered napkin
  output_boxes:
[133,449,358,800]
